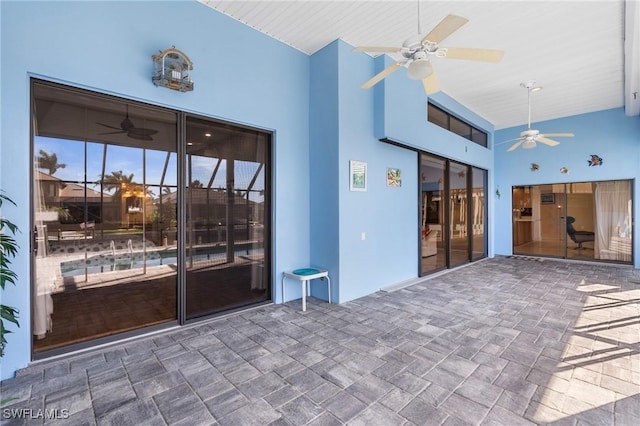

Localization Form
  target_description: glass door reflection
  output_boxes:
[448,161,469,267]
[513,184,566,258]
[32,81,178,352]
[185,117,270,319]
[419,154,487,276]
[420,155,446,274]
[471,167,487,260]
[566,182,596,260]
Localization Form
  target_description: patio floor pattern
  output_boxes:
[1,256,639,425]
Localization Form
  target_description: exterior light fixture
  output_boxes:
[152,47,194,92]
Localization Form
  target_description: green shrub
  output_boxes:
[0,191,20,358]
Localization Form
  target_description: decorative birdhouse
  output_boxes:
[152,47,194,92]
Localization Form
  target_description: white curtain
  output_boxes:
[33,159,54,338]
[594,180,632,261]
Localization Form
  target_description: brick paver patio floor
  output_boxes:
[1,256,639,425]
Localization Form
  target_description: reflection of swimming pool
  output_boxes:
[60,244,263,277]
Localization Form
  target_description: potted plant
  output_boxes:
[1,190,20,359]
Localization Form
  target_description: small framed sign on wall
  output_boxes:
[349,160,367,192]
[387,168,401,187]
[541,193,555,204]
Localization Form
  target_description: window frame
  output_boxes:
[427,102,488,148]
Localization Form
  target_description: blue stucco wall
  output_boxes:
[308,41,340,303]
[308,40,419,304]
[0,0,310,379]
[336,41,418,303]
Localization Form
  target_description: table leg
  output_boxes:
[282,275,286,303]
[302,279,307,311]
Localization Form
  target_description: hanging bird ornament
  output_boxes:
[588,154,603,166]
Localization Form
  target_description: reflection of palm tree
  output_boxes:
[100,171,155,199]
[101,170,135,195]
[36,149,66,175]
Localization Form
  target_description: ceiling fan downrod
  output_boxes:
[417,0,422,35]
[521,80,542,130]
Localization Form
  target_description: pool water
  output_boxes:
[60,245,262,277]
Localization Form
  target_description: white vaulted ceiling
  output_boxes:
[200,0,639,130]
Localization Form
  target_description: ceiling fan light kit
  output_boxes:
[407,54,433,80]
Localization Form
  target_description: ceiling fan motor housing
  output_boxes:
[520,129,539,138]
[120,117,135,131]
[402,34,424,53]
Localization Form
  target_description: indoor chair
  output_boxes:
[566,216,595,249]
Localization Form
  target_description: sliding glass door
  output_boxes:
[449,161,469,268]
[31,80,272,356]
[589,180,632,262]
[185,117,270,319]
[420,156,446,273]
[565,182,595,260]
[32,81,178,352]
[513,184,566,258]
[420,153,487,276]
[512,180,632,263]
[471,167,487,260]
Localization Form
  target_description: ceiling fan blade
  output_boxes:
[361,63,402,89]
[99,130,127,135]
[536,137,560,147]
[495,137,522,146]
[442,47,504,62]
[127,133,153,141]
[128,128,158,137]
[507,140,524,152]
[97,122,123,131]
[353,46,402,53]
[422,72,440,95]
[422,14,468,44]
[540,132,574,138]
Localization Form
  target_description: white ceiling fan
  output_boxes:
[353,1,504,95]
[500,81,575,152]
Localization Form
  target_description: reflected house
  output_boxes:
[35,171,161,231]
[35,170,113,229]
[37,171,63,207]
[58,182,108,225]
